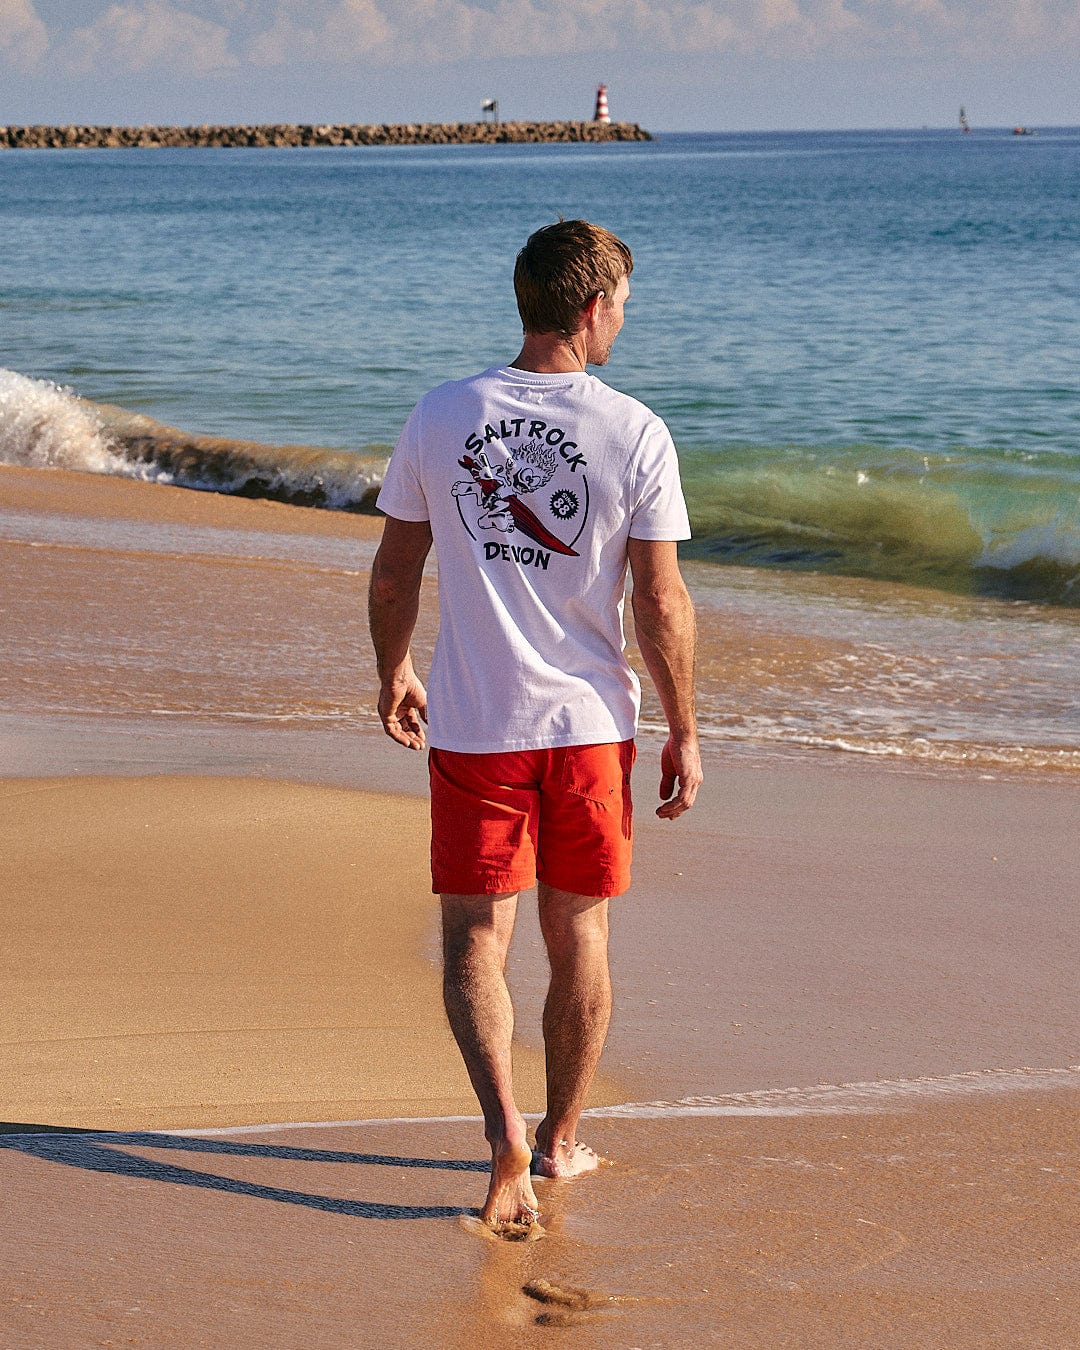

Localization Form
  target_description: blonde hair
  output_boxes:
[514,220,633,337]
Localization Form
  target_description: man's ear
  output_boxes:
[581,290,605,325]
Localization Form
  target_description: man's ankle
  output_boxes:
[486,1112,528,1151]
[534,1119,575,1156]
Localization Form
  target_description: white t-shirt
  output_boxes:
[376,365,691,753]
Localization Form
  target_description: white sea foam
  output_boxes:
[637,719,1080,775]
[0,368,129,476]
[5,1067,1077,1140]
[24,1064,1064,1140]
[583,1065,1080,1119]
[980,515,1080,579]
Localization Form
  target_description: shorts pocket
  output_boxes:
[560,741,634,808]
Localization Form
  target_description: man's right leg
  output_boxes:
[440,891,539,1228]
[532,885,612,1179]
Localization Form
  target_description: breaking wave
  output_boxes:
[0,370,385,512]
[0,368,130,476]
[680,443,1080,606]
[2,370,1078,605]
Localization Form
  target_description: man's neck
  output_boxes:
[510,331,589,374]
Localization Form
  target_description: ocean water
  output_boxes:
[1,130,1078,774]
[2,128,1080,599]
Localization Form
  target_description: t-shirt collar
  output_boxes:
[492,365,592,385]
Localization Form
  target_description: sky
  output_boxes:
[2,0,1078,131]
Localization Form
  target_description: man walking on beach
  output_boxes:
[369,220,701,1232]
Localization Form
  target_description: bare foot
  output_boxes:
[531,1138,602,1179]
[480,1138,540,1233]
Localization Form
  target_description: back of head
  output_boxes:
[514,220,633,338]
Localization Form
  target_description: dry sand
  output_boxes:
[0,773,630,1131]
[2,463,1079,1346]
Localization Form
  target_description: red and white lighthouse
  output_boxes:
[594,83,611,124]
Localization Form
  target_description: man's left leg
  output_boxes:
[440,890,539,1228]
[532,885,612,1178]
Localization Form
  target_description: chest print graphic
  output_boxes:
[452,427,590,565]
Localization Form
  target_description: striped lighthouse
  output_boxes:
[594,83,611,124]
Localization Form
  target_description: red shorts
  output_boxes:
[429,740,635,898]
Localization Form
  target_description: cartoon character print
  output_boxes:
[452,440,581,557]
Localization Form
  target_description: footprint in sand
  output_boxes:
[523,1278,617,1326]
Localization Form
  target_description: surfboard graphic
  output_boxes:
[503,495,578,556]
[456,453,579,556]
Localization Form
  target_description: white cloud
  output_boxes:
[236,0,1080,67]
[0,0,49,69]
[242,0,754,65]
[247,0,389,66]
[63,0,237,75]
[18,0,1080,82]
[958,0,1080,57]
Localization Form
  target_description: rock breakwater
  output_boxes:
[0,120,651,150]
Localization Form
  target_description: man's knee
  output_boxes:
[440,892,519,964]
[537,886,610,958]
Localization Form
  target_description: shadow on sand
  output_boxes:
[0,1123,486,1220]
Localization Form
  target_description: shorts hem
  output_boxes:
[431,871,537,896]
[537,870,632,899]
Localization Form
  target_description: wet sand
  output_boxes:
[2,463,1079,1345]
[4,1098,1080,1347]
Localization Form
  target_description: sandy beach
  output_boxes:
[3,463,1079,1345]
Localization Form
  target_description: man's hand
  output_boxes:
[626,540,702,820]
[369,515,432,751]
[657,734,702,820]
[378,671,428,750]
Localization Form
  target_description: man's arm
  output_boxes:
[369,515,434,750]
[627,538,702,819]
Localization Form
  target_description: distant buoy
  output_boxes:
[594,84,611,124]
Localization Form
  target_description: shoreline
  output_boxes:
[4,368,1079,609]
[3,478,1076,1131]
[2,457,1076,782]
[0,120,652,151]
[8,1063,1080,1139]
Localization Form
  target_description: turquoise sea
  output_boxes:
[1,129,1078,773]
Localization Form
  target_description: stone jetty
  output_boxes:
[0,121,651,150]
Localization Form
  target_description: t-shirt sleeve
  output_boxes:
[375,403,430,522]
[628,417,692,541]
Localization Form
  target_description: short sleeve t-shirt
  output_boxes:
[376,365,691,753]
